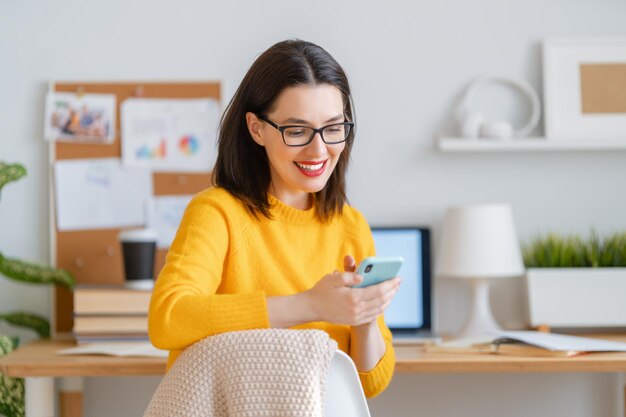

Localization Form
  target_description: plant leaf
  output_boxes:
[0,334,19,356]
[0,333,24,417]
[0,253,75,288]
[0,312,50,338]
[523,231,626,268]
[0,162,26,196]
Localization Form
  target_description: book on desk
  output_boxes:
[73,285,151,343]
[425,340,581,357]
[424,330,626,358]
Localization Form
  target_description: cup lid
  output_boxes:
[118,228,158,242]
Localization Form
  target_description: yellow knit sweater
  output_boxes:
[148,187,395,398]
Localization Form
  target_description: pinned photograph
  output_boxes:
[44,92,116,143]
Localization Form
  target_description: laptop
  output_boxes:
[371,226,440,344]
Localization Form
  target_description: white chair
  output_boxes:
[326,350,371,417]
[144,329,371,417]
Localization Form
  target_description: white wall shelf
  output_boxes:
[438,137,626,152]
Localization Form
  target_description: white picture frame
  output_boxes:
[543,38,626,140]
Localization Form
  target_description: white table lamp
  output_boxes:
[437,204,525,338]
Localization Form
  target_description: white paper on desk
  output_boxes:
[494,331,626,352]
[54,158,152,231]
[146,195,193,248]
[121,98,218,172]
[56,342,168,358]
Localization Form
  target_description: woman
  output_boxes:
[149,39,400,398]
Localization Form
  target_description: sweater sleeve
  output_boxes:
[148,192,270,351]
[358,315,396,398]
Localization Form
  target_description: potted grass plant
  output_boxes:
[523,231,626,328]
[0,162,75,417]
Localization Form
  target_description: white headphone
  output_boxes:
[455,76,541,139]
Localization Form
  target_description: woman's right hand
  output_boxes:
[305,271,401,326]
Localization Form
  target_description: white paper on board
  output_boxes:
[121,98,218,172]
[54,158,152,231]
[146,195,193,248]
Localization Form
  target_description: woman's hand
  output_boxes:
[343,254,399,371]
[305,255,401,326]
[343,255,398,329]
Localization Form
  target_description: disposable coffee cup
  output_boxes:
[119,228,158,290]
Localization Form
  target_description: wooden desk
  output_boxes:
[6,338,626,377]
[0,340,166,377]
[3,338,626,416]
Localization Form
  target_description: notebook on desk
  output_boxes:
[371,226,440,344]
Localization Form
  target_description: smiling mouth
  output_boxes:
[293,160,328,177]
[294,161,324,171]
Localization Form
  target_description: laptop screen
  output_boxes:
[370,227,431,331]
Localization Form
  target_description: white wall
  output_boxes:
[2,0,626,415]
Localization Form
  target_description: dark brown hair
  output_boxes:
[212,39,355,222]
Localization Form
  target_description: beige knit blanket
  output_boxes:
[143,329,338,417]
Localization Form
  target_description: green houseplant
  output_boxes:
[0,162,75,417]
[523,232,626,328]
[523,232,626,268]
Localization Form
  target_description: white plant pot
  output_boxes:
[526,268,626,328]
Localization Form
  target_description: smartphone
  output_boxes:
[352,256,404,288]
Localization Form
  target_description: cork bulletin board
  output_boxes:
[50,81,220,333]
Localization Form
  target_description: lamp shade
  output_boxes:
[436,204,525,279]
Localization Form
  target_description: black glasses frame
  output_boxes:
[257,114,354,147]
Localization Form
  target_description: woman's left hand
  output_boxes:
[344,254,394,371]
[342,255,397,329]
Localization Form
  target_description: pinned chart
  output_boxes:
[121,98,219,172]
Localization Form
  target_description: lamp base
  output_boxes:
[456,277,502,339]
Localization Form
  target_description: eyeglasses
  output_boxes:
[257,114,354,147]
